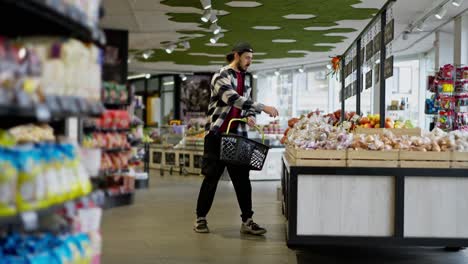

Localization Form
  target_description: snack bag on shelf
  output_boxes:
[15,147,46,211]
[40,144,61,205]
[0,149,18,217]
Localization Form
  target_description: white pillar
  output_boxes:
[435,31,455,68]
[454,15,468,66]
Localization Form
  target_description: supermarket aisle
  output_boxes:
[101,172,468,264]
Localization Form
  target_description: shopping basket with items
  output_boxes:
[220,118,270,170]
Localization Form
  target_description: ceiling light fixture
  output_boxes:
[181,41,191,49]
[142,50,154,60]
[165,44,177,54]
[210,23,222,34]
[145,74,151,79]
[200,0,212,10]
[326,64,332,70]
[210,33,224,44]
[414,20,424,32]
[274,70,280,76]
[201,9,211,22]
[252,74,258,79]
[298,66,305,73]
[180,74,187,81]
[452,0,465,7]
[435,5,447,19]
[209,11,218,23]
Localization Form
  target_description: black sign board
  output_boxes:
[385,19,395,45]
[346,61,352,76]
[360,48,365,65]
[366,40,373,61]
[353,56,358,72]
[384,56,394,79]
[352,81,357,96]
[375,64,380,84]
[373,32,381,56]
[346,84,351,99]
[366,70,373,89]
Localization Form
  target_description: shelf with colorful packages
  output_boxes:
[432,65,468,131]
[81,110,136,202]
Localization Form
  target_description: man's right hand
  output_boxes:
[263,105,279,117]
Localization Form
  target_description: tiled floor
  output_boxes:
[102,171,468,264]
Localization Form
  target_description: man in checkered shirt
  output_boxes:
[194,42,278,236]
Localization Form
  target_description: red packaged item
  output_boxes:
[101,111,113,128]
[440,64,455,80]
[440,96,456,111]
[94,133,106,148]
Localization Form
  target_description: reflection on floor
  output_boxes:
[102,170,468,264]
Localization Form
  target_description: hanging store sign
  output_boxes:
[366,41,373,62]
[384,56,394,79]
[385,19,394,45]
[373,32,381,56]
[375,64,380,84]
[366,70,373,89]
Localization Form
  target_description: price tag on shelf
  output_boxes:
[65,201,76,218]
[21,211,38,231]
[36,104,51,122]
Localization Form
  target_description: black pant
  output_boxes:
[196,132,253,222]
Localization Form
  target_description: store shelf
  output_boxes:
[103,102,131,108]
[0,0,104,45]
[84,127,131,133]
[0,97,105,122]
[104,147,131,153]
[0,192,104,227]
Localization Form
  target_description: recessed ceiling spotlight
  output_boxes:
[165,44,177,54]
[145,74,151,79]
[435,5,447,20]
[452,0,465,7]
[181,41,191,49]
[142,50,153,59]
[252,74,258,79]
[201,9,211,22]
[180,74,187,81]
[274,70,280,76]
[210,33,224,44]
[200,0,212,10]
[210,23,222,34]
[209,11,218,23]
[414,21,424,32]
[298,66,305,73]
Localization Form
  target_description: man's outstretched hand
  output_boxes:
[263,105,279,118]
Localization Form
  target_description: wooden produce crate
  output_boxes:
[354,127,422,137]
[347,149,399,168]
[400,161,451,168]
[451,151,468,168]
[399,150,451,161]
[286,146,347,167]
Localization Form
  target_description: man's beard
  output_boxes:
[237,61,249,72]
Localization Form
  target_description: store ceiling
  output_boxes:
[100,0,468,74]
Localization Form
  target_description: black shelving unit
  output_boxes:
[0,0,105,45]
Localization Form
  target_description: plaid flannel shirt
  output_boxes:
[205,65,264,136]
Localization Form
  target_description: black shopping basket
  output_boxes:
[220,118,270,171]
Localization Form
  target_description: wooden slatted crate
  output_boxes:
[451,151,468,168]
[347,149,399,168]
[399,150,451,168]
[285,146,347,167]
[354,127,422,137]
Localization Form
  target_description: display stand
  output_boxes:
[282,155,468,250]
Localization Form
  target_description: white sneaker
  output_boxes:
[240,218,267,235]
[194,217,210,233]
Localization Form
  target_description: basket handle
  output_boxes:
[226,118,265,144]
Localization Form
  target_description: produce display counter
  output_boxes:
[281,153,468,249]
[149,144,203,175]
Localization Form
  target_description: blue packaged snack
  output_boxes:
[4,255,28,264]
[26,251,51,264]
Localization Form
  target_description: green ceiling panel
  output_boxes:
[135,0,379,66]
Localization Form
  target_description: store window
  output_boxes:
[161,76,174,124]
[295,70,329,116]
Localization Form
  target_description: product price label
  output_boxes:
[21,211,38,231]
